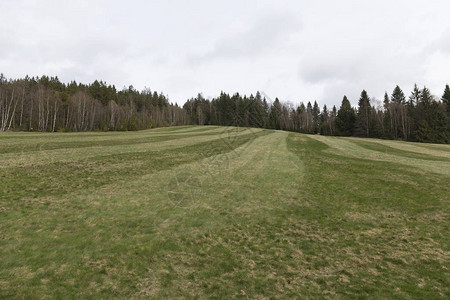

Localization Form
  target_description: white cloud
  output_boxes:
[186,12,301,64]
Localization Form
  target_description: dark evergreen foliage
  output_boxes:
[0,74,448,143]
[0,75,188,132]
[336,96,356,136]
[355,90,372,137]
[442,85,450,129]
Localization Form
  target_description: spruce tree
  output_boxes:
[262,97,269,127]
[269,98,281,130]
[442,84,450,117]
[383,92,392,138]
[320,104,328,135]
[306,101,312,113]
[297,103,305,114]
[306,101,313,133]
[336,96,355,136]
[250,91,265,128]
[391,85,406,104]
[355,90,371,137]
[441,85,450,138]
[312,101,320,133]
[413,86,448,143]
[406,84,422,140]
[420,87,433,106]
[408,84,421,106]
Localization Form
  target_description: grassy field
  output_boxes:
[0,126,449,299]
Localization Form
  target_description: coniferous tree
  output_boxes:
[262,96,269,127]
[355,90,371,137]
[320,104,328,135]
[306,101,313,133]
[390,85,408,139]
[441,85,450,136]
[392,85,406,104]
[383,92,393,138]
[296,102,307,133]
[249,91,265,128]
[330,105,337,135]
[413,87,448,143]
[405,84,422,140]
[409,84,421,106]
[336,96,355,136]
[442,84,450,119]
[269,98,281,130]
[1,73,448,143]
[312,101,320,133]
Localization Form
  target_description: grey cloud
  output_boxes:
[186,13,301,65]
[1,0,449,108]
[298,59,364,84]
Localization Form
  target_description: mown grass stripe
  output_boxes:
[309,135,450,175]
[0,126,243,154]
[346,137,450,159]
[343,138,450,162]
[1,130,307,298]
[0,128,263,168]
[0,128,448,299]
[0,125,223,148]
[0,130,271,203]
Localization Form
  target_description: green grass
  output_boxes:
[0,126,449,298]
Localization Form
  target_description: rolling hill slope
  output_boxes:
[1,126,448,298]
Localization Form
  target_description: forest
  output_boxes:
[0,74,189,132]
[1,74,449,144]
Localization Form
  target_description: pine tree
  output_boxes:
[389,85,408,139]
[405,84,422,140]
[331,105,337,135]
[262,97,269,127]
[336,96,355,136]
[409,84,421,106]
[441,84,450,137]
[441,84,450,117]
[355,90,371,137]
[306,101,313,133]
[413,86,448,143]
[312,101,320,133]
[306,101,312,113]
[421,87,433,106]
[391,85,406,104]
[269,98,281,130]
[383,92,392,138]
[250,91,265,128]
[320,104,328,135]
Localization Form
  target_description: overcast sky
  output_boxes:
[1,0,449,107]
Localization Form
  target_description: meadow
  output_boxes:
[0,126,449,298]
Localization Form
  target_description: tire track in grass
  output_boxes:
[309,135,450,176]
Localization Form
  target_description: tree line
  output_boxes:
[1,74,449,143]
[0,74,189,132]
[184,85,450,144]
